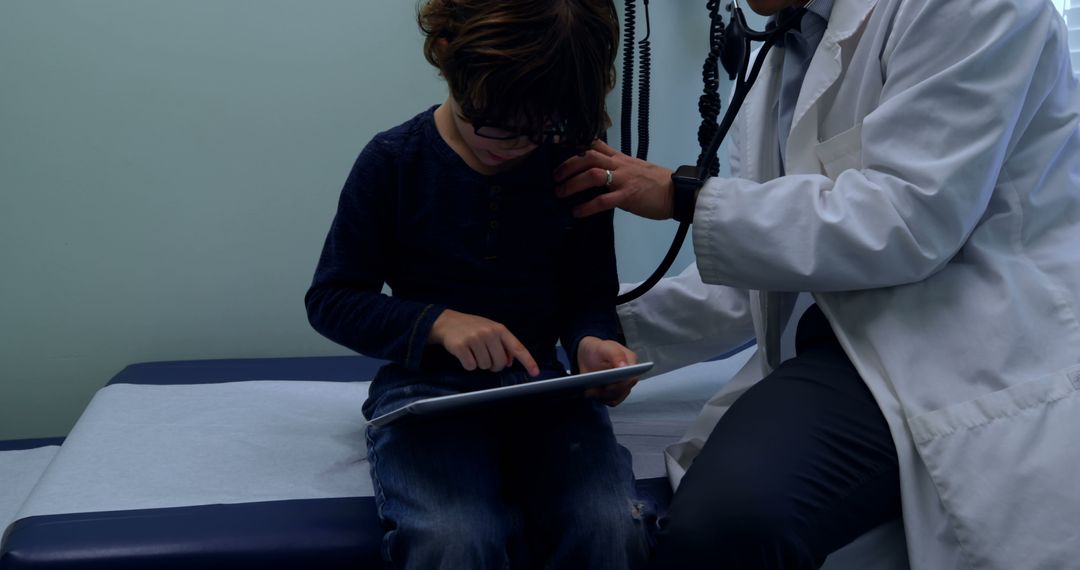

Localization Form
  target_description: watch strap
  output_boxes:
[671,165,704,224]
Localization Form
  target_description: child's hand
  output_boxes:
[429,309,540,376]
[578,336,639,406]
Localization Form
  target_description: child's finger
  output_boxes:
[603,381,636,406]
[485,335,508,371]
[602,342,637,367]
[585,379,637,406]
[501,331,539,376]
[471,340,493,370]
[450,344,477,371]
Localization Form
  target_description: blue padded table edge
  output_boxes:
[1,497,383,570]
[106,349,573,386]
[106,355,388,386]
[1,478,671,570]
[0,438,64,452]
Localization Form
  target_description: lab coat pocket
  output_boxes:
[815,123,863,180]
[907,366,1080,569]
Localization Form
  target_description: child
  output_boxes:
[305,0,648,568]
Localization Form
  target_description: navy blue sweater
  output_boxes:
[305,107,621,374]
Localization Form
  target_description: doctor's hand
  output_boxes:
[578,336,639,407]
[554,139,675,220]
[429,309,540,377]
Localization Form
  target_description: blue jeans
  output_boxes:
[364,366,650,569]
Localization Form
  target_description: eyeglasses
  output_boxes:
[473,124,567,146]
[459,113,567,146]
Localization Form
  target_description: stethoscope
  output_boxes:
[615,0,819,304]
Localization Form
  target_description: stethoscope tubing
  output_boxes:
[615,1,810,305]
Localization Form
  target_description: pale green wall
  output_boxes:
[0,2,747,439]
[0,1,447,438]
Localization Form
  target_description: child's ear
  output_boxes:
[433,38,450,74]
[435,37,450,58]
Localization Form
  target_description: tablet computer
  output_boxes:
[368,362,653,428]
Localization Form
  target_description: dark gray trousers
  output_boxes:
[649,304,902,569]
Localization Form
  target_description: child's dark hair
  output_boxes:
[419,0,619,149]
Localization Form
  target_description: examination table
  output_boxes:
[1,354,906,569]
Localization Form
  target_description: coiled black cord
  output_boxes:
[696,0,727,177]
[620,0,637,156]
[616,0,726,305]
[635,0,652,160]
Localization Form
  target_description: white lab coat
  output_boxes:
[618,0,1080,567]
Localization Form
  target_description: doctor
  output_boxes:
[556,0,1080,567]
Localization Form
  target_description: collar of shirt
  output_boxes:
[800,0,834,42]
[775,0,834,172]
[773,0,833,42]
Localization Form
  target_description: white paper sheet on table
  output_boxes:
[0,446,60,534]
[15,381,372,520]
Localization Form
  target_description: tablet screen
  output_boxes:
[369,362,653,427]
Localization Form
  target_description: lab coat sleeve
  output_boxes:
[692,0,1055,291]
[617,263,756,376]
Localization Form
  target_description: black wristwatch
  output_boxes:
[671,165,705,224]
